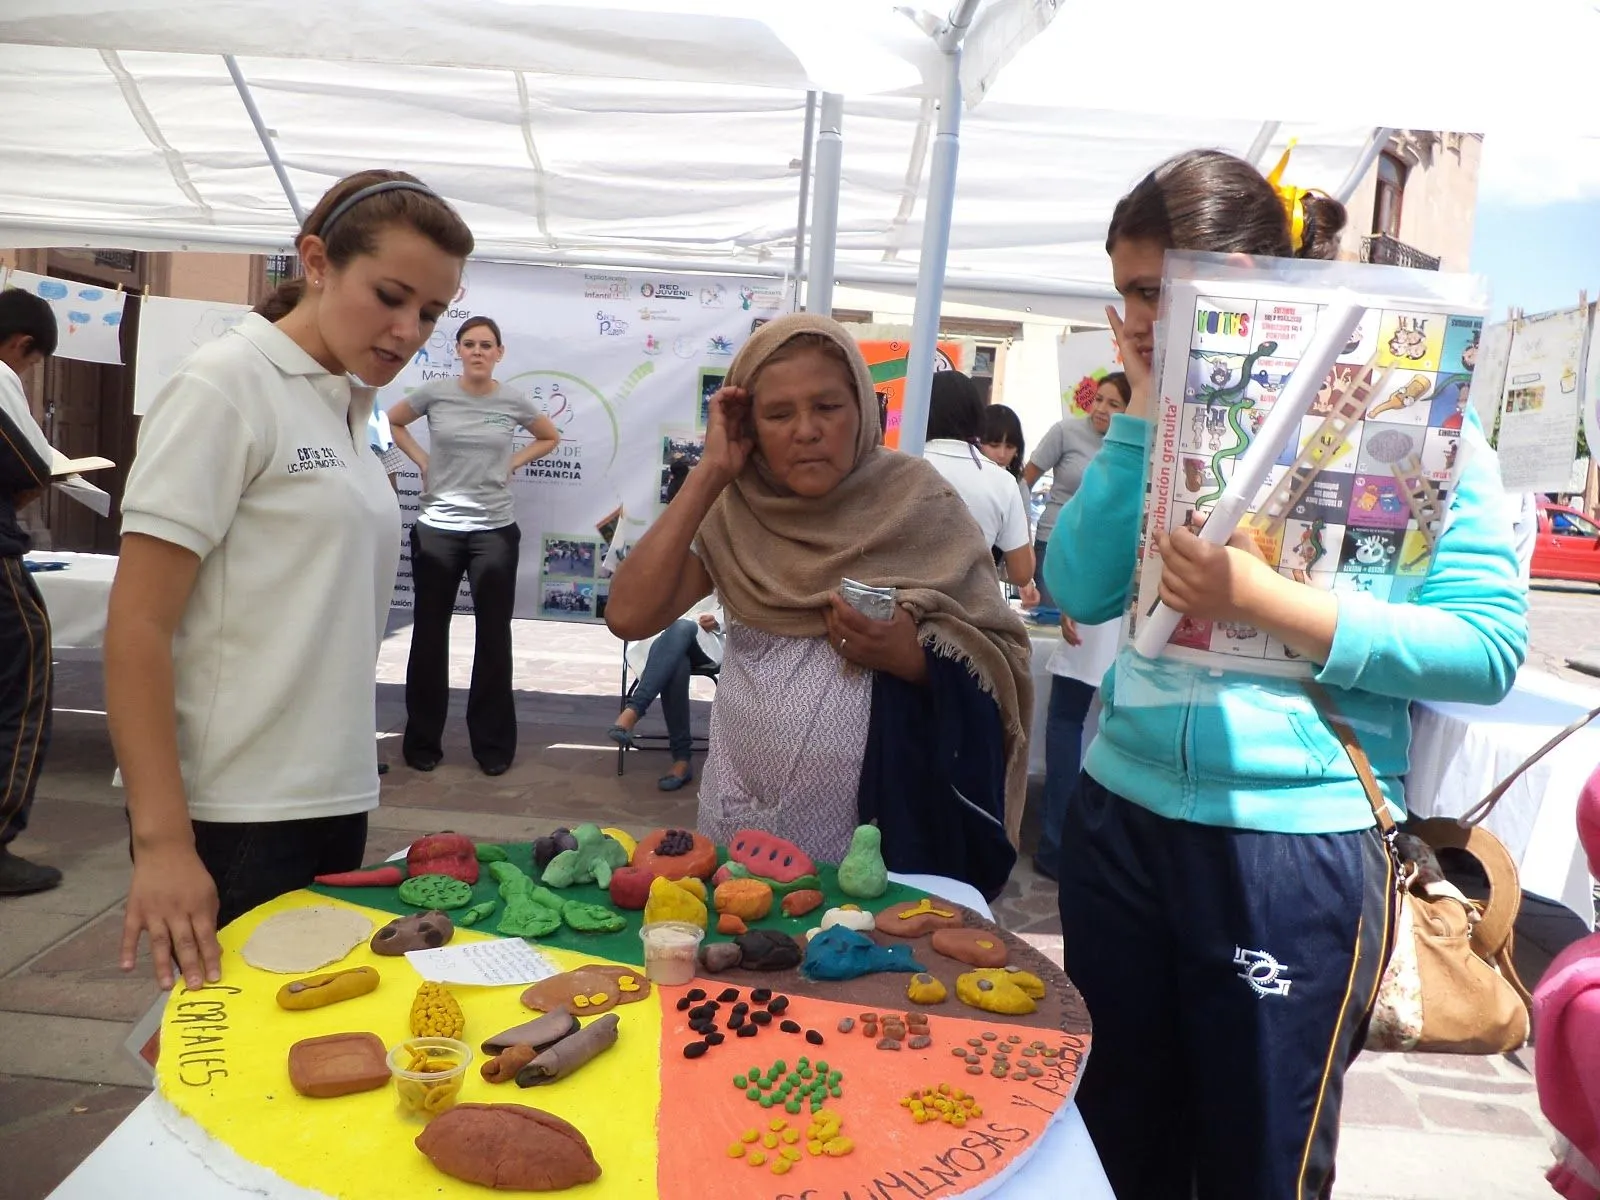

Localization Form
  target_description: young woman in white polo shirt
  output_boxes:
[107,170,474,991]
[921,370,1040,607]
[385,316,559,776]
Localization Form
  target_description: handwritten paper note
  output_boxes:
[405,939,560,987]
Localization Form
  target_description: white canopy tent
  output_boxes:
[7,0,1589,442]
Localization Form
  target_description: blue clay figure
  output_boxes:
[802,925,925,981]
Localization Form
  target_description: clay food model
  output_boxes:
[481,1044,535,1084]
[803,926,925,981]
[456,900,498,927]
[875,897,964,937]
[906,972,949,1005]
[516,1012,621,1086]
[700,941,745,972]
[406,832,480,886]
[930,928,1009,968]
[782,889,824,918]
[607,866,654,910]
[491,862,563,938]
[955,967,1047,1016]
[714,877,774,922]
[312,865,405,888]
[411,982,466,1038]
[541,823,630,889]
[837,825,889,899]
[397,873,475,912]
[371,911,455,955]
[532,826,579,868]
[275,965,380,1011]
[521,966,650,1017]
[734,929,805,972]
[414,1104,602,1192]
[481,1009,581,1057]
[287,1032,390,1098]
[820,905,877,933]
[644,875,709,929]
[729,832,825,889]
[561,899,627,934]
[632,827,719,881]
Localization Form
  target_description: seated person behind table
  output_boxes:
[607,463,724,793]
[606,314,1032,899]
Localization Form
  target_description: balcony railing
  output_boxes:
[1360,234,1441,271]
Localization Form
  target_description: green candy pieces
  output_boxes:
[397,873,474,911]
[456,900,499,927]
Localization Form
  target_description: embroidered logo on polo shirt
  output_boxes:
[286,446,349,474]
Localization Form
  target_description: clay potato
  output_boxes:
[415,1103,602,1191]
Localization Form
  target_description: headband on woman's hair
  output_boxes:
[316,180,440,238]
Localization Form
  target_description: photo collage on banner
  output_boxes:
[380,265,790,622]
[1133,265,1485,677]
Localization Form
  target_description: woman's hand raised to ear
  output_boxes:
[699,386,754,488]
[1106,306,1155,421]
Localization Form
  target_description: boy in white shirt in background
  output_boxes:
[0,289,61,895]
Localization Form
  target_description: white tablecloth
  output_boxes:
[49,872,1112,1200]
[1408,669,1599,928]
[25,551,116,658]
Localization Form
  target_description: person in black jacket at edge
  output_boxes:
[0,289,61,895]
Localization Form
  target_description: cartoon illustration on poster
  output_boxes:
[1129,264,1484,677]
[856,338,968,448]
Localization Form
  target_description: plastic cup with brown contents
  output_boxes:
[388,1037,472,1121]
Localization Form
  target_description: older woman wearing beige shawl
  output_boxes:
[607,314,1031,898]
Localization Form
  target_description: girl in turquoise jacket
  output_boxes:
[1044,150,1526,1200]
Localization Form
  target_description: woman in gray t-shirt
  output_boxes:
[1024,371,1130,607]
[386,316,559,775]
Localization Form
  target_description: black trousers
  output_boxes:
[0,556,51,848]
[1058,773,1394,1200]
[194,813,369,929]
[404,521,520,767]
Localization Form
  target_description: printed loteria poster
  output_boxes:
[1494,306,1589,491]
[382,264,790,621]
[1129,259,1486,677]
[6,269,128,365]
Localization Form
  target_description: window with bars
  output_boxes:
[1373,152,1407,239]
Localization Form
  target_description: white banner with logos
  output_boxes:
[381,262,791,621]
[4,268,128,364]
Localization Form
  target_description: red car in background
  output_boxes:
[1533,502,1600,583]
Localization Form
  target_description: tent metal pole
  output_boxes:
[791,91,817,297]
[1335,128,1397,204]
[805,93,844,315]
[223,54,306,225]
[1244,121,1281,167]
[901,0,980,457]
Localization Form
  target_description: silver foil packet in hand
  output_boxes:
[840,577,897,622]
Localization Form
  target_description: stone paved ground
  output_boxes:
[3,585,1597,1199]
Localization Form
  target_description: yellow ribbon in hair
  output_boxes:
[1265,139,1313,253]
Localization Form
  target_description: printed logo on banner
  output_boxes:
[699,284,726,308]
[638,307,679,324]
[640,281,691,301]
[596,311,630,336]
[739,284,785,312]
[706,336,734,357]
[673,336,700,359]
[584,273,628,300]
[642,333,663,356]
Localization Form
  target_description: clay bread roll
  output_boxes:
[415,1103,602,1190]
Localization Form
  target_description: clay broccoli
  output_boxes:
[541,824,630,889]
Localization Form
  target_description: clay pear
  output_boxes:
[837,824,888,899]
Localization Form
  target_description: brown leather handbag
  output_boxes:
[1312,687,1600,1054]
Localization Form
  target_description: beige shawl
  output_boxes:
[695,313,1034,843]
